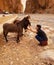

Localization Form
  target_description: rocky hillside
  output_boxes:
[25,0,54,13]
[0,0,54,13]
[0,0,23,13]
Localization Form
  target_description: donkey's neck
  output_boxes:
[21,18,25,27]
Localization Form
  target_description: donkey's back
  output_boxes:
[3,23,18,32]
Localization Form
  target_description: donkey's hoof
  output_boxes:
[6,40,8,42]
[17,40,20,43]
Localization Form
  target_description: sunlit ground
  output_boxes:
[0,14,54,65]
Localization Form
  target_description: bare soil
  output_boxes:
[0,14,54,65]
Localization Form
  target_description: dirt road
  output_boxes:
[0,14,54,65]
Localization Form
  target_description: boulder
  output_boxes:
[39,50,54,61]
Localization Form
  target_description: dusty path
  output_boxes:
[0,14,54,65]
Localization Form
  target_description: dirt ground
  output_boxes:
[0,14,17,23]
[0,14,54,65]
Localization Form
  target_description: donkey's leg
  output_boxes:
[3,30,8,42]
[5,32,8,42]
[20,29,23,37]
[25,29,27,32]
[16,33,20,43]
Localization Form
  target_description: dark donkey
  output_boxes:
[13,16,30,32]
[3,16,31,43]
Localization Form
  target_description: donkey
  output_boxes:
[3,16,31,43]
[13,16,31,32]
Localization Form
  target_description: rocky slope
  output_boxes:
[0,0,54,13]
[25,0,54,13]
[0,0,23,13]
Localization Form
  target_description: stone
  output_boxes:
[10,61,13,65]
[39,50,54,61]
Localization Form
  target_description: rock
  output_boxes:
[16,58,19,61]
[10,61,13,65]
[39,50,54,61]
